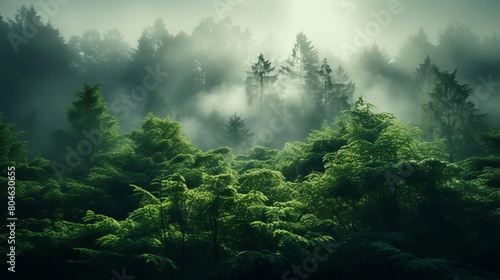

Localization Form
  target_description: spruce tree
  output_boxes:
[331,64,355,117]
[319,58,333,119]
[423,67,485,161]
[222,113,253,151]
[52,83,119,178]
[250,53,275,121]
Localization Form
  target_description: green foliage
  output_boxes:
[479,129,500,155]
[8,120,499,279]
[130,113,196,163]
[276,123,346,181]
[233,146,279,173]
[3,10,500,279]
[5,73,499,280]
[221,250,287,279]
[67,83,118,136]
[193,148,234,175]
[0,112,28,165]
[238,168,291,203]
[50,83,120,179]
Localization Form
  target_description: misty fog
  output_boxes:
[1,0,500,155]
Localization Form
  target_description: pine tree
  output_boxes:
[280,32,321,127]
[143,90,169,118]
[280,32,318,84]
[422,67,485,161]
[222,113,253,150]
[250,53,275,120]
[331,64,355,117]
[52,83,119,177]
[395,28,434,71]
[319,59,333,119]
[8,5,71,76]
[414,55,435,106]
[280,32,319,102]
[414,56,437,135]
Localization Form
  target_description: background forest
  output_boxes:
[1,1,500,280]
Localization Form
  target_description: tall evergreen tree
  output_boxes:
[331,64,355,116]
[395,28,434,72]
[316,61,354,121]
[414,56,435,104]
[413,56,437,132]
[435,22,480,76]
[143,90,169,119]
[422,67,484,161]
[7,5,72,77]
[319,58,334,119]
[125,18,172,87]
[280,32,322,130]
[52,83,119,177]
[250,53,275,121]
[280,32,319,105]
[280,32,318,84]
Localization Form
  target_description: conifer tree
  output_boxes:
[222,113,253,150]
[251,53,275,120]
[331,64,355,116]
[52,83,119,177]
[280,32,319,106]
[319,58,333,119]
[423,67,485,161]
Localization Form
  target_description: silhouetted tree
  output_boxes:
[435,22,480,77]
[357,44,392,80]
[423,67,485,161]
[143,90,169,119]
[281,33,320,104]
[250,53,275,120]
[126,18,172,87]
[414,56,437,135]
[319,58,334,119]
[191,17,253,91]
[222,113,253,150]
[414,56,435,103]
[331,64,355,116]
[7,5,72,77]
[69,28,130,84]
[52,83,119,177]
[280,32,318,85]
[395,28,434,72]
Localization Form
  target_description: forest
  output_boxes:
[1,1,500,280]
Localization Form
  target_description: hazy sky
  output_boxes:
[1,0,499,60]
